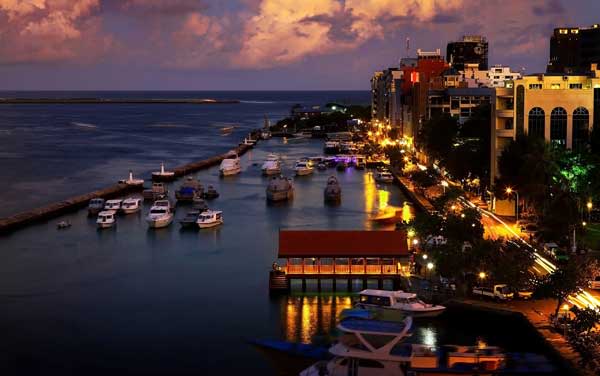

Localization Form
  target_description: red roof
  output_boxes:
[278,230,408,258]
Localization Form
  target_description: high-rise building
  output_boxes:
[446,35,488,71]
[547,24,600,74]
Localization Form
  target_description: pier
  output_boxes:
[269,230,410,293]
[0,98,239,105]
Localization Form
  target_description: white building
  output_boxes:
[486,65,522,87]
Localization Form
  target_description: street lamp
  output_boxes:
[426,262,434,280]
[587,201,593,222]
[478,272,486,297]
[422,254,428,260]
[506,187,519,221]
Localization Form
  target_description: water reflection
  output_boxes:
[283,296,353,343]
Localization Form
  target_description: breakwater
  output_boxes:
[0,135,256,234]
[0,98,239,105]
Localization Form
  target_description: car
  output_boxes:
[590,276,600,290]
[472,284,514,301]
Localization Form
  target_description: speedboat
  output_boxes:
[356,289,446,317]
[197,210,223,228]
[324,176,341,203]
[143,182,168,201]
[97,211,116,229]
[266,176,294,202]
[121,197,142,214]
[146,200,174,228]
[219,152,241,176]
[294,161,313,176]
[261,157,282,176]
[374,170,394,183]
[175,177,204,202]
[179,210,200,228]
[104,199,122,213]
[118,170,144,187]
[88,198,105,215]
[152,163,176,182]
[203,185,219,200]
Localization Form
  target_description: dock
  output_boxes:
[269,230,410,293]
[0,98,239,105]
[0,133,258,234]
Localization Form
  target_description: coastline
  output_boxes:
[0,98,240,104]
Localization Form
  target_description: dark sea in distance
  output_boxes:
[0,91,561,375]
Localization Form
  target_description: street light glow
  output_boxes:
[587,201,593,210]
[479,272,486,280]
[422,254,428,260]
[505,187,512,194]
[426,262,434,270]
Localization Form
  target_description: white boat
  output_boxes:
[121,197,142,214]
[104,199,122,213]
[374,170,394,183]
[179,210,200,228]
[294,161,314,176]
[261,156,282,176]
[324,176,341,203]
[356,289,446,317]
[118,170,144,187]
[146,200,174,228]
[197,210,223,228]
[97,211,116,229]
[152,163,176,182]
[175,177,204,202]
[219,152,241,176]
[88,198,105,215]
[266,176,294,202]
[240,137,256,147]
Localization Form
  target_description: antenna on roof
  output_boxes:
[406,37,410,57]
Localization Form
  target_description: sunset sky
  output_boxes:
[0,0,597,90]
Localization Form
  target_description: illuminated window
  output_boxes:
[559,29,568,34]
[569,83,582,89]
[571,29,579,34]
[529,84,542,89]
[551,83,561,89]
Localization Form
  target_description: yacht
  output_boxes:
[143,182,168,201]
[118,170,144,187]
[203,185,219,199]
[324,176,341,203]
[374,170,394,183]
[197,210,223,228]
[266,176,294,202]
[97,211,116,229]
[121,197,142,214]
[261,154,282,176]
[104,199,122,213]
[219,152,241,176]
[356,289,446,318]
[88,198,105,215]
[294,160,314,176]
[179,210,200,228]
[146,200,174,228]
[175,177,204,202]
[152,163,176,182]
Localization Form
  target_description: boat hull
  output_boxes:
[267,189,294,202]
[357,304,446,318]
[295,169,313,176]
[219,167,241,176]
[121,207,140,214]
[262,168,281,176]
[197,220,223,229]
[97,222,115,229]
[147,216,173,228]
[88,207,103,216]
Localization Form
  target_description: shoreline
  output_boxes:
[0,98,240,105]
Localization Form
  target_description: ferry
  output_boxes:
[219,152,241,176]
[152,163,176,182]
[104,199,122,213]
[146,200,174,228]
[88,198,105,215]
[323,176,341,203]
[356,289,446,318]
[197,210,223,228]
[121,197,142,214]
[294,160,314,176]
[266,176,294,202]
[97,211,116,229]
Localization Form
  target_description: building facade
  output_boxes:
[547,25,600,74]
[486,65,522,87]
[446,35,488,71]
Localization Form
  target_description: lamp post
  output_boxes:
[478,271,486,297]
[587,201,593,222]
[426,262,434,281]
[562,304,569,337]
[506,187,519,221]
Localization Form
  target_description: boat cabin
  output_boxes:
[358,290,419,307]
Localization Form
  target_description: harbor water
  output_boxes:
[0,92,560,375]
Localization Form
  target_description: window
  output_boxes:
[358,359,384,368]
[551,83,561,89]
[572,107,589,151]
[550,107,567,148]
[528,107,545,138]
[529,84,542,89]
[504,118,514,130]
[494,76,500,79]
[451,99,459,109]
[516,85,525,135]
[569,83,583,89]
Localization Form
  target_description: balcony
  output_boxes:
[496,109,514,118]
[496,128,515,138]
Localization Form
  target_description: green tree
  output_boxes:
[418,113,458,164]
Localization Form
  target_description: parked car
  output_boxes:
[590,276,600,290]
[472,284,514,301]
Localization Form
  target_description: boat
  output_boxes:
[97,211,116,229]
[104,199,122,213]
[261,155,282,176]
[152,163,176,182]
[121,197,142,214]
[356,289,446,318]
[324,156,337,167]
[354,155,366,169]
[142,182,168,201]
[88,198,105,215]
[374,170,394,183]
[57,220,71,229]
[336,160,348,171]
[179,210,200,228]
[203,185,219,199]
[118,170,144,187]
[219,152,241,176]
[220,125,235,135]
[324,176,341,203]
[146,200,174,228]
[197,210,223,228]
[323,141,340,154]
[294,160,314,176]
[192,194,209,211]
[266,176,294,202]
[249,338,330,360]
[175,177,204,202]
[317,162,327,170]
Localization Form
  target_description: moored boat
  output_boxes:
[97,211,116,229]
[88,198,105,215]
[175,177,204,202]
[121,197,142,214]
[324,176,341,203]
[146,200,174,228]
[152,163,176,182]
[294,160,314,176]
[179,210,200,228]
[374,170,394,183]
[266,175,294,202]
[336,160,348,171]
[192,194,209,211]
[197,210,223,228]
[104,199,122,213]
[219,151,241,176]
[142,182,168,201]
[356,289,446,318]
[261,154,282,176]
[203,185,219,199]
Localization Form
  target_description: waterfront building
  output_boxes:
[446,35,488,71]
[370,71,384,120]
[547,25,600,74]
[428,87,493,123]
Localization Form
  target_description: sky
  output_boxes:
[0,0,597,90]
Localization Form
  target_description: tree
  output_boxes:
[444,208,484,244]
[418,113,458,164]
[410,170,436,189]
[487,241,535,290]
[570,306,600,335]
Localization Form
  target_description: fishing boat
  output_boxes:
[97,211,116,229]
[118,170,144,187]
[356,289,446,318]
[197,210,223,228]
[219,151,241,176]
[323,176,341,203]
[203,185,219,199]
[121,197,142,214]
[152,163,176,182]
[266,176,294,202]
[142,182,168,201]
[146,200,174,228]
[88,198,105,215]
[179,210,200,228]
[374,170,394,183]
[261,154,282,176]
[175,177,204,202]
[294,160,314,176]
[104,199,122,213]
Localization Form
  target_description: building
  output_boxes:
[485,65,522,87]
[370,71,384,120]
[547,25,600,74]
[446,35,488,71]
[428,87,493,123]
